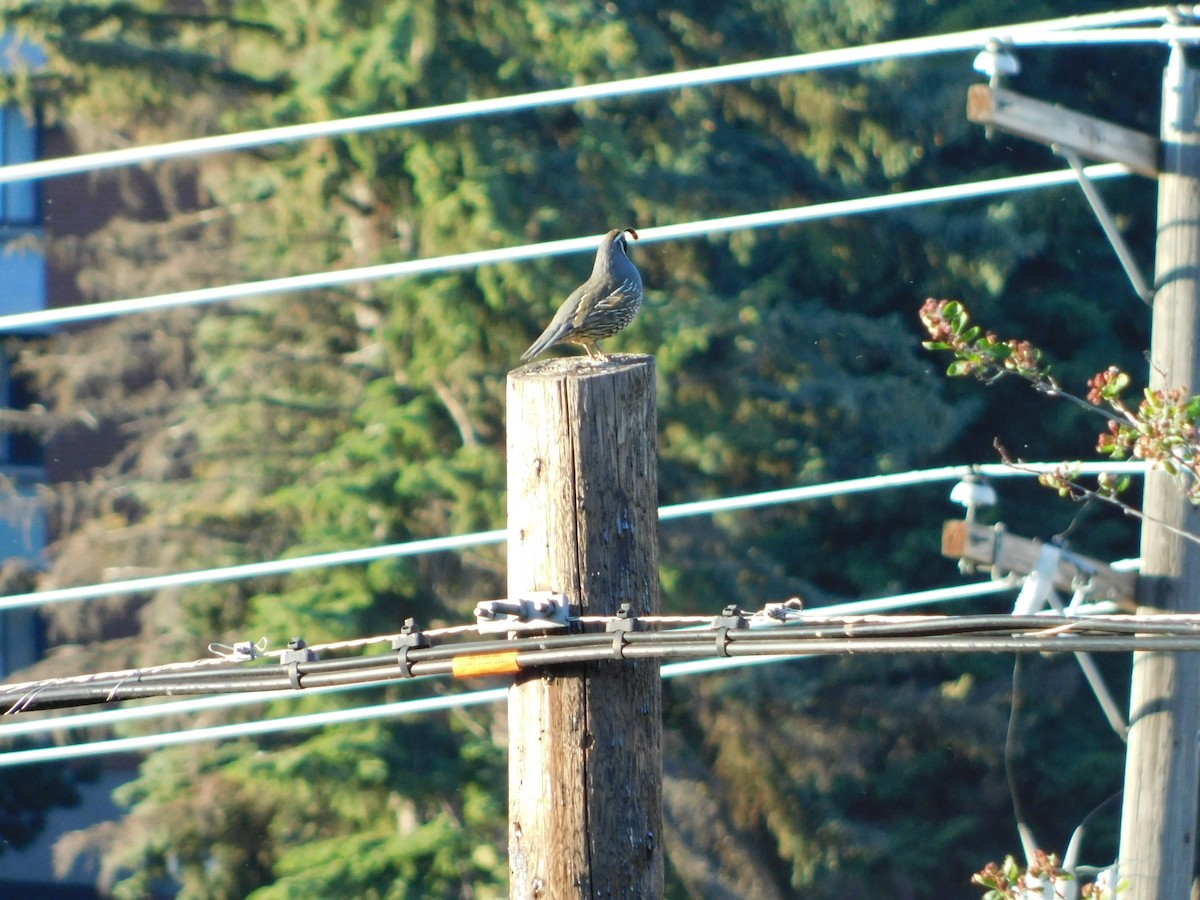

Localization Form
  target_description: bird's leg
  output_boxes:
[580,342,608,362]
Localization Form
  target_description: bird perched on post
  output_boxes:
[521,227,643,363]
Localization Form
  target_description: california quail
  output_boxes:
[521,227,643,362]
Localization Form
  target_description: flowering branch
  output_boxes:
[920,298,1200,505]
[972,851,1121,899]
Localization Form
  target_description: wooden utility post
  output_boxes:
[1117,45,1200,899]
[506,355,663,899]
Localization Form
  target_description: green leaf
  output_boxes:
[1184,394,1200,421]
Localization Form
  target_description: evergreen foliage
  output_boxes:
[0,0,1157,895]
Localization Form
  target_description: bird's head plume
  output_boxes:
[595,227,639,275]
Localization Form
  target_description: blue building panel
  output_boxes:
[0,245,46,316]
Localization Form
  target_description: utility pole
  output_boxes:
[1117,44,1200,899]
[966,45,1200,892]
[506,355,663,899]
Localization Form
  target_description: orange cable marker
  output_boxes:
[452,650,521,678]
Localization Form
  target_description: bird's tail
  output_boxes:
[520,322,568,361]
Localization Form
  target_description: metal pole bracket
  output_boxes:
[475,591,570,633]
[1058,145,1154,304]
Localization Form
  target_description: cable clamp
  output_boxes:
[208,637,268,662]
[280,636,317,690]
[606,602,641,658]
[392,618,429,678]
[475,591,569,633]
[713,604,748,657]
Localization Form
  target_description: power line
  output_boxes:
[0,555,1134,733]
[0,9,1173,188]
[0,680,366,740]
[0,529,505,613]
[656,460,1147,520]
[0,577,1029,742]
[0,163,1131,333]
[0,599,1177,767]
[0,688,509,768]
[659,579,1024,675]
[0,460,1147,612]
[15,610,1187,714]
[1032,27,1200,45]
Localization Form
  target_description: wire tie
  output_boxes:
[280,636,317,690]
[392,618,429,678]
[208,637,268,662]
[606,602,640,658]
[713,604,747,657]
[760,598,805,623]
